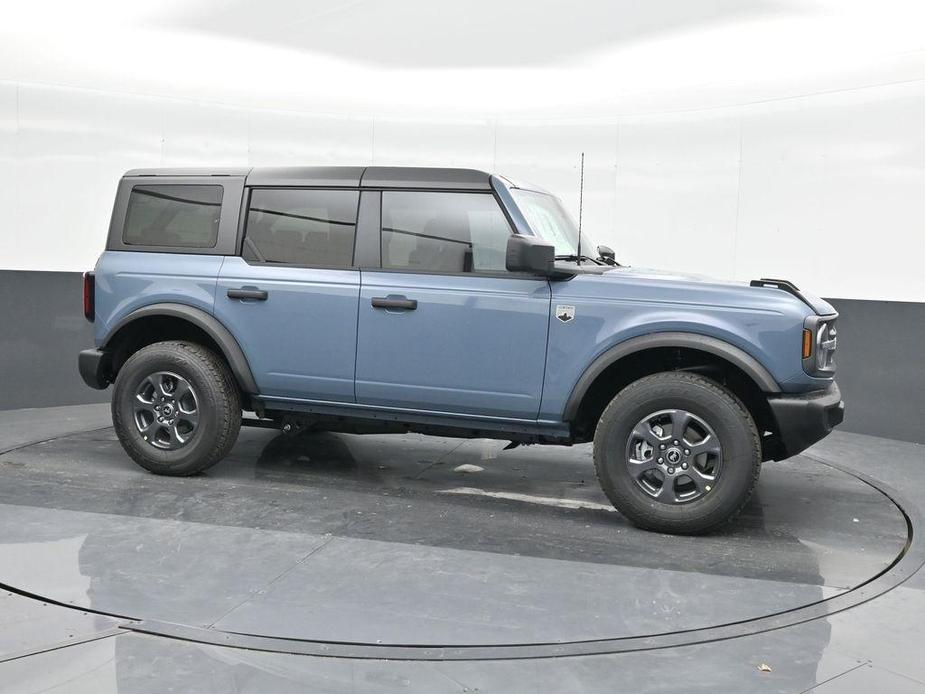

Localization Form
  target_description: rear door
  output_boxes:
[214,187,360,402]
[354,190,551,419]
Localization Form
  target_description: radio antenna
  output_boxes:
[577,152,585,265]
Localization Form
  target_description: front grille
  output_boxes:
[817,322,837,371]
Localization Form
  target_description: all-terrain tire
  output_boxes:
[112,341,241,476]
[593,371,761,534]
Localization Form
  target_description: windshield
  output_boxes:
[510,188,589,257]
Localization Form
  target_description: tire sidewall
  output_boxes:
[113,345,226,474]
[595,374,759,531]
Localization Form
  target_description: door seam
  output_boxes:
[535,279,554,420]
[353,269,363,404]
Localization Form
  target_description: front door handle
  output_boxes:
[228,287,268,301]
[371,297,417,310]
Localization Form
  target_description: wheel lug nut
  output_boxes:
[682,462,688,469]
[659,444,666,450]
[667,467,675,474]
[658,457,664,464]
[673,440,679,445]
[684,449,690,455]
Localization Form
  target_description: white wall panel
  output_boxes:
[735,82,925,301]
[247,110,373,167]
[0,84,17,268]
[160,101,249,167]
[611,113,741,278]
[371,118,495,169]
[15,85,163,272]
[1,78,924,302]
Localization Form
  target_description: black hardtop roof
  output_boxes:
[123,166,493,190]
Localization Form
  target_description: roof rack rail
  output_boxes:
[749,277,814,309]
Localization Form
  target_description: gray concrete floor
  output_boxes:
[0,404,922,693]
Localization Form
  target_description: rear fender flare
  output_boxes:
[102,303,258,394]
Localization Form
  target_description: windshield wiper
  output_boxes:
[554,254,605,266]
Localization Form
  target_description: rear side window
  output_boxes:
[381,192,512,273]
[243,189,359,267]
[123,185,223,248]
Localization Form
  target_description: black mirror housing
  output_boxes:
[506,234,555,275]
[597,244,617,266]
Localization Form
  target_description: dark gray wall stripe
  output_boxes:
[0,271,921,444]
[0,271,108,411]
[825,298,923,444]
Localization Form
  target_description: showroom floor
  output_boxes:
[0,405,922,693]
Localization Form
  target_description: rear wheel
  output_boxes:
[593,371,761,534]
[112,341,241,476]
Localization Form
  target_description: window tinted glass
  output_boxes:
[381,192,511,273]
[243,189,358,266]
[510,188,583,256]
[123,185,223,248]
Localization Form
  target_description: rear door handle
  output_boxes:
[371,297,417,310]
[227,287,268,301]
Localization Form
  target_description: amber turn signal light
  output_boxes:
[802,329,813,359]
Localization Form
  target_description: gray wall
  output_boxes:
[0,271,108,411]
[825,298,924,444]
[0,271,921,444]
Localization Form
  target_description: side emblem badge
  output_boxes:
[556,305,576,323]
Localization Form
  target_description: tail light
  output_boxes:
[83,272,95,322]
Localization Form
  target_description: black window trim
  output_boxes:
[234,185,547,281]
[107,175,244,256]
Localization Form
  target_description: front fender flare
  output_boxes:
[102,303,259,395]
[562,331,781,422]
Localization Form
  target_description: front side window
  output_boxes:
[123,185,223,248]
[243,189,359,266]
[381,191,512,273]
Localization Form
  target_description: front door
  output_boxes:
[214,187,361,402]
[355,190,551,419]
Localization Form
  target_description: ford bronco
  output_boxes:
[78,166,844,534]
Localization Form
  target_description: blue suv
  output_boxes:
[78,166,844,534]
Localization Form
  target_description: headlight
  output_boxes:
[802,315,837,376]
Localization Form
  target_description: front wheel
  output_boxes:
[593,372,761,534]
[112,341,241,476]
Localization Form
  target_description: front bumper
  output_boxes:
[78,349,112,390]
[767,382,844,460]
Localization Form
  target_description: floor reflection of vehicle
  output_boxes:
[255,430,361,477]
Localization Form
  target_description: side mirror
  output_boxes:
[597,244,617,266]
[506,234,555,275]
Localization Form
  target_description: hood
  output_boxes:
[610,266,722,284]
[598,266,835,316]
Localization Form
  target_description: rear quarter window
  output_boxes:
[122,185,223,248]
